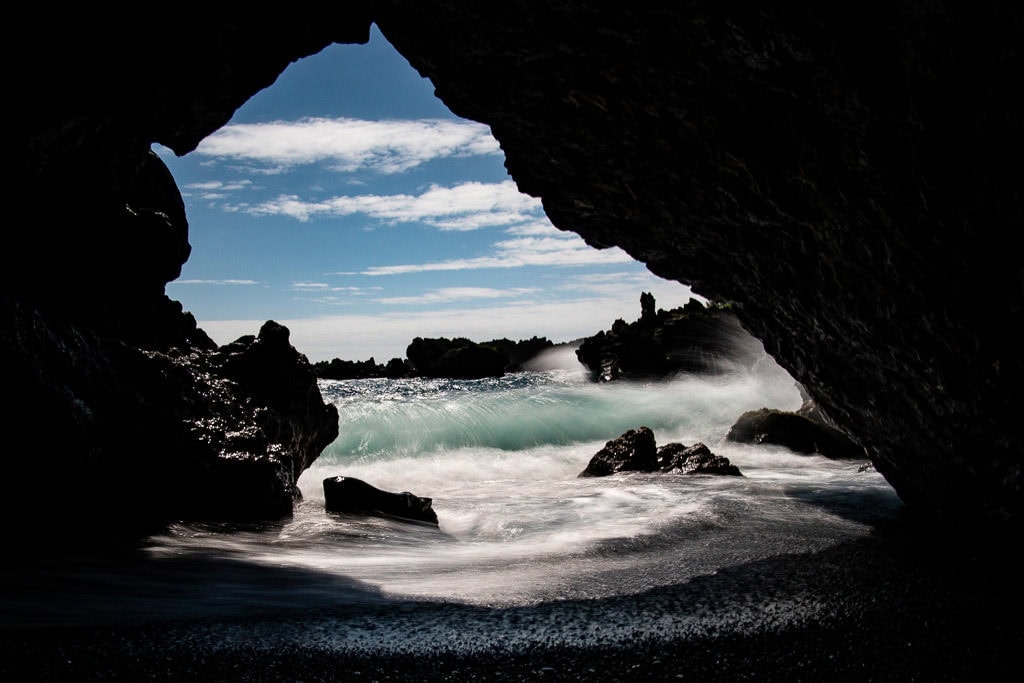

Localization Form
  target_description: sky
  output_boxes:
[156,25,698,363]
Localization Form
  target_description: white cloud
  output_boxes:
[184,180,253,191]
[193,117,501,174]
[504,221,565,236]
[241,180,542,231]
[375,287,539,305]
[180,179,254,201]
[173,279,260,286]
[363,234,634,275]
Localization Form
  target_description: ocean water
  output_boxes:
[1,346,903,649]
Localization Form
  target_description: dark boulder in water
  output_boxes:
[323,476,439,526]
[727,406,866,461]
[579,427,659,477]
[581,427,741,477]
[657,442,742,476]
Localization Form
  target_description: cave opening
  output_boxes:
[156,24,697,366]
[140,25,897,609]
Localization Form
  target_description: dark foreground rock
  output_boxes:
[727,406,866,460]
[1,301,339,547]
[323,476,439,526]
[576,296,765,382]
[580,427,741,477]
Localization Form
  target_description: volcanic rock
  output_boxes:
[323,476,439,526]
[727,407,866,460]
[405,337,509,379]
[579,427,659,477]
[581,427,741,477]
[657,442,742,476]
[576,295,765,382]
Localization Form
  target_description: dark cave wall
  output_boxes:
[373,1,1023,524]
[4,3,1022,533]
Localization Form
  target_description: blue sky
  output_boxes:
[156,26,697,363]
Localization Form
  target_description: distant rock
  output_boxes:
[480,336,555,372]
[323,476,439,526]
[313,356,411,380]
[726,406,866,460]
[575,294,765,382]
[314,336,555,381]
[404,337,504,379]
[580,426,742,477]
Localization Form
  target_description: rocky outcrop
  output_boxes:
[482,336,556,373]
[727,407,866,460]
[1,308,338,546]
[9,4,1023,528]
[315,336,552,380]
[405,336,552,379]
[580,427,741,478]
[405,337,508,379]
[323,476,438,526]
[313,357,411,380]
[576,295,765,381]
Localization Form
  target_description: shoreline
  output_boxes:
[3,514,1021,681]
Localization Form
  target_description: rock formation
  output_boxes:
[9,4,1023,530]
[575,295,765,381]
[313,357,411,380]
[727,406,867,461]
[323,476,439,526]
[580,427,741,478]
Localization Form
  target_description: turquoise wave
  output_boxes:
[316,367,801,462]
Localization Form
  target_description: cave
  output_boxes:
[5,3,1022,550]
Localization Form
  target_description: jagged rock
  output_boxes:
[726,407,866,460]
[581,427,741,477]
[313,356,411,380]
[657,442,742,476]
[576,296,765,382]
[0,307,338,547]
[579,427,658,477]
[323,476,438,526]
[481,336,555,372]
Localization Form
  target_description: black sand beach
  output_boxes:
[3,512,1021,682]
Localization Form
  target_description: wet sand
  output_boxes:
[2,513,1021,681]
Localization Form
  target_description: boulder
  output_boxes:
[579,427,659,477]
[657,442,742,476]
[726,407,866,460]
[323,476,439,526]
[580,427,741,477]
